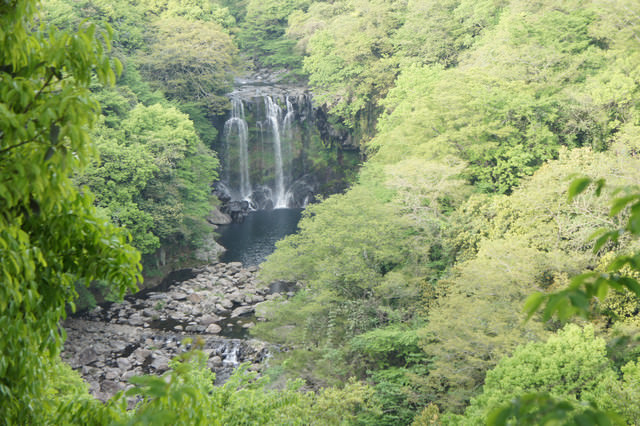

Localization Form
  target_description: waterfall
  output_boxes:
[283,96,295,139]
[223,98,251,199]
[221,340,242,367]
[218,84,321,212]
[265,96,286,208]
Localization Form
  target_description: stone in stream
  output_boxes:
[172,292,188,301]
[200,314,221,326]
[104,368,119,380]
[74,347,98,367]
[151,355,170,372]
[188,293,203,303]
[133,348,151,363]
[117,357,132,371]
[206,323,222,334]
[231,305,254,318]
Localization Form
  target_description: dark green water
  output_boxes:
[217,208,303,266]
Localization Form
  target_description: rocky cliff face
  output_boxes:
[214,71,359,221]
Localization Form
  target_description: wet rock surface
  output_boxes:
[62,262,298,401]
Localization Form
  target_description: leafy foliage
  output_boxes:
[79,102,219,257]
[238,0,308,71]
[11,0,640,424]
[0,1,140,421]
[138,16,237,113]
[119,347,381,425]
[297,0,407,126]
[527,177,640,321]
[458,324,631,424]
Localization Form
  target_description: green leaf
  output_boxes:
[610,194,639,216]
[568,177,592,201]
[568,292,590,312]
[523,292,544,320]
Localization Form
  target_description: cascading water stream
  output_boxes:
[283,96,295,138]
[218,85,324,213]
[265,96,287,208]
[223,98,251,199]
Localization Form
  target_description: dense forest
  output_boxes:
[2,0,640,424]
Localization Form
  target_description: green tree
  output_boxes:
[138,16,237,113]
[80,102,219,265]
[122,103,219,247]
[459,324,633,425]
[0,1,140,422]
[40,0,148,54]
[238,0,308,70]
[393,0,507,67]
[79,123,160,254]
[419,239,558,414]
[297,0,407,127]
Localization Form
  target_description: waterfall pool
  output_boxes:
[217,208,303,267]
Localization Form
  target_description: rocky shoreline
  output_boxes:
[62,262,297,401]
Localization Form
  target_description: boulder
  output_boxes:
[132,348,151,363]
[207,206,232,225]
[151,355,170,372]
[127,315,144,327]
[172,292,188,301]
[194,233,227,263]
[200,314,221,326]
[101,380,124,396]
[74,347,98,367]
[116,357,132,371]
[231,305,254,318]
[104,368,120,380]
[205,323,222,334]
[188,293,203,303]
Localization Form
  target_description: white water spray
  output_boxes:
[223,98,251,199]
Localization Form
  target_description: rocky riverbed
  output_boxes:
[61,262,297,401]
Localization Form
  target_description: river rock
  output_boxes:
[207,207,232,225]
[133,348,151,363]
[128,314,144,327]
[200,314,221,326]
[73,347,98,367]
[188,293,203,303]
[101,380,124,396]
[205,324,222,334]
[117,357,132,371]
[61,261,288,401]
[151,355,170,372]
[194,233,227,263]
[105,368,120,380]
[229,292,245,304]
[172,292,188,301]
[231,305,254,318]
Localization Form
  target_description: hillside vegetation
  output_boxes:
[2,0,640,424]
